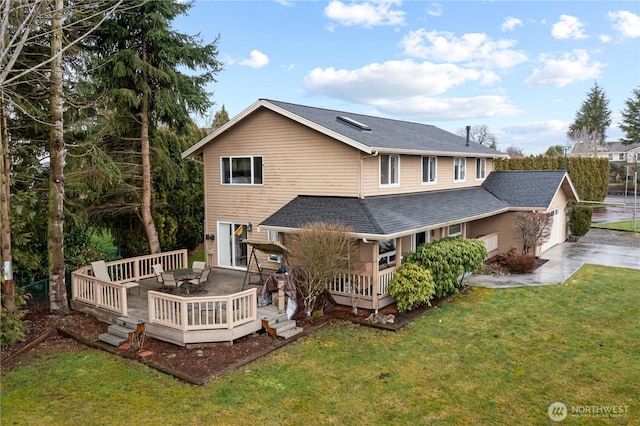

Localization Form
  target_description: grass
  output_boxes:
[592,220,640,232]
[2,264,639,425]
[188,245,205,265]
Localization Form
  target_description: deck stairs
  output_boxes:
[98,317,145,347]
[259,306,303,339]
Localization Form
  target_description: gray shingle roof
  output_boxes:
[260,187,510,238]
[481,170,568,208]
[264,99,504,156]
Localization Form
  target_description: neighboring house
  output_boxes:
[183,99,579,311]
[572,141,640,170]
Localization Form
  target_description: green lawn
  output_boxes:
[2,265,639,425]
[592,220,640,232]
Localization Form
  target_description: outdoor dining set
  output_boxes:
[152,262,210,294]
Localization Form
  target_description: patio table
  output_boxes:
[170,268,204,294]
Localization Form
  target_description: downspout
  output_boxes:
[359,150,379,198]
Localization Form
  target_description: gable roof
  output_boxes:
[260,187,510,239]
[481,170,579,209]
[572,141,640,154]
[183,99,507,159]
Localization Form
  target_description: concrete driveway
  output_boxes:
[466,242,640,288]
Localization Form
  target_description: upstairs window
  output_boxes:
[422,156,437,184]
[619,153,625,161]
[221,156,263,185]
[475,158,486,180]
[454,157,466,182]
[380,155,399,186]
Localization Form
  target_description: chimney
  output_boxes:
[465,125,470,147]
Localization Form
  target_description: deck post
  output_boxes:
[371,242,379,313]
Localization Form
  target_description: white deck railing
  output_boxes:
[329,273,374,299]
[147,288,257,331]
[328,267,397,299]
[477,232,499,259]
[71,250,189,316]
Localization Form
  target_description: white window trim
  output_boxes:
[475,157,486,181]
[421,156,437,185]
[448,223,462,237]
[267,230,281,263]
[454,157,466,182]
[221,155,263,185]
[411,231,430,251]
[379,154,400,187]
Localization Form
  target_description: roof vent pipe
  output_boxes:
[465,125,470,147]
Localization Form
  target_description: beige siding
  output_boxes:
[361,155,495,196]
[202,109,361,267]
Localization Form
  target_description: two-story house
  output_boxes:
[183,99,578,311]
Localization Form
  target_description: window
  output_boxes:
[448,223,462,237]
[422,156,437,183]
[608,154,614,160]
[619,153,625,161]
[267,231,281,263]
[221,156,263,185]
[380,155,399,186]
[454,157,466,181]
[412,231,429,250]
[378,239,396,269]
[475,158,486,180]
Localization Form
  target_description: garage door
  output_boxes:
[541,209,564,253]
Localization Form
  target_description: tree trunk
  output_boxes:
[140,40,161,254]
[47,0,69,315]
[0,88,14,315]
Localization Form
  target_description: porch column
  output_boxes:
[371,241,379,312]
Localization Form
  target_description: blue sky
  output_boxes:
[173,1,640,155]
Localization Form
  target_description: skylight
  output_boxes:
[337,115,371,131]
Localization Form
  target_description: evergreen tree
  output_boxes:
[568,82,612,146]
[619,87,640,145]
[212,104,230,129]
[88,0,222,254]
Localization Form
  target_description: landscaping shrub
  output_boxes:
[569,204,593,237]
[505,249,536,273]
[404,237,487,298]
[388,263,435,312]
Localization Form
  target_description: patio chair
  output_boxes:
[188,267,210,293]
[161,271,181,293]
[90,260,139,295]
[152,264,165,284]
[192,261,206,271]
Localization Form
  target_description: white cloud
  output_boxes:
[426,2,442,17]
[607,10,640,39]
[501,17,522,32]
[324,0,405,28]
[372,95,521,120]
[304,59,498,101]
[401,29,528,69]
[239,50,269,68]
[499,120,571,154]
[599,34,613,43]
[525,50,604,87]
[551,15,588,40]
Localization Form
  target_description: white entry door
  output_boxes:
[218,222,248,269]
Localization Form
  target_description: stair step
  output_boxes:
[107,324,133,339]
[264,313,288,327]
[277,327,304,340]
[117,316,145,329]
[98,332,128,347]
[273,320,296,334]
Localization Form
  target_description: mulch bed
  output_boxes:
[1,291,465,385]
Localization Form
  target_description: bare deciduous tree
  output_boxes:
[512,212,552,255]
[287,222,358,317]
[457,124,497,149]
